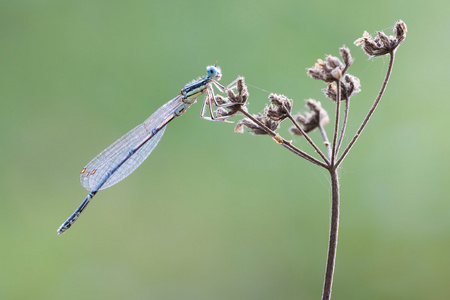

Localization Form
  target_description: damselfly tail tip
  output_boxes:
[57,226,66,236]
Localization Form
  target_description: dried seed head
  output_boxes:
[214,76,249,119]
[354,20,407,58]
[322,74,361,101]
[226,76,249,104]
[289,99,329,135]
[266,93,293,121]
[307,54,347,83]
[235,113,280,135]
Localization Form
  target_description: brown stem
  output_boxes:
[321,167,340,300]
[335,99,350,156]
[318,123,332,160]
[286,112,330,166]
[238,108,328,169]
[331,80,341,166]
[336,52,395,167]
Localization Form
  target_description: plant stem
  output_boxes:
[336,99,350,156]
[320,52,396,299]
[286,112,330,165]
[321,167,340,300]
[336,52,395,167]
[330,80,341,165]
[318,123,332,160]
[238,108,328,169]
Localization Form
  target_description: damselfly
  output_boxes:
[57,65,236,235]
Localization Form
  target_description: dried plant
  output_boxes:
[211,20,407,300]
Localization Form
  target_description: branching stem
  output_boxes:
[336,51,395,167]
[238,108,328,169]
[227,25,402,299]
[330,80,341,165]
[286,111,330,166]
[322,51,396,299]
[318,123,332,160]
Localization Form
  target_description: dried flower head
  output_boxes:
[308,47,355,83]
[354,20,407,58]
[235,112,280,135]
[322,74,361,101]
[213,76,249,119]
[266,93,293,121]
[289,99,329,135]
[307,55,343,83]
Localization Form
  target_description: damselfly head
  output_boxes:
[206,65,222,81]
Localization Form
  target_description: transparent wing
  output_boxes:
[80,95,184,191]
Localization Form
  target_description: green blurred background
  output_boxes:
[1,0,448,299]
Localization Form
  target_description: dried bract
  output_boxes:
[339,46,354,72]
[215,106,229,118]
[393,20,407,44]
[289,99,329,135]
[214,94,228,106]
[354,20,407,58]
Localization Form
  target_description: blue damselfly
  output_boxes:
[57,65,236,235]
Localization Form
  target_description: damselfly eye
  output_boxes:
[206,65,218,77]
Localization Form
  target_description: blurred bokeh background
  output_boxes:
[1,0,448,299]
